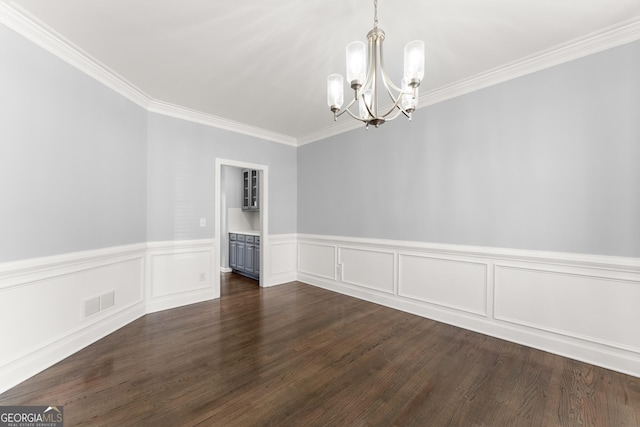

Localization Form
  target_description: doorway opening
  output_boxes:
[214,158,269,299]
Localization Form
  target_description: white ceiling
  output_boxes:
[4,0,640,144]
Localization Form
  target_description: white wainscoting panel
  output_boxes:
[150,251,212,298]
[296,234,640,378]
[338,247,395,294]
[494,263,640,353]
[298,242,336,280]
[399,253,488,316]
[0,244,146,394]
[267,234,297,286]
[146,240,215,313]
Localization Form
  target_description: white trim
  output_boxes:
[0,244,147,393]
[145,239,215,312]
[0,243,147,287]
[264,234,298,286]
[0,2,150,110]
[297,234,640,271]
[0,300,146,396]
[2,2,639,146]
[145,288,215,314]
[214,158,270,296]
[397,252,489,317]
[147,100,297,146]
[419,17,640,110]
[296,234,640,378]
[0,236,299,394]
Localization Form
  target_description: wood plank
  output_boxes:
[1,274,639,426]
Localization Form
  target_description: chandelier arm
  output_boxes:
[344,97,357,111]
[380,104,408,122]
[377,71,411,119]
[333,97,358,119]
[344,107,368,123]
[380,75,402,107]
[380,94,406,119]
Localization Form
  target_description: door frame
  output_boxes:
[214,158,269,297]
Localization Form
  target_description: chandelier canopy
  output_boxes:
[327,0,425,128]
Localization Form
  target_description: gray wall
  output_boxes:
[1,22,297,263]
[146,113,297,241]
[298,40,640,258]
[0,24,147,262]
[4,16,638,262]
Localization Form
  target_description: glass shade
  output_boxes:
[327,74,344,109]
[401,79,418,112]
[359,89,372,119]
[346,41,367,86]
[403,40,425,84]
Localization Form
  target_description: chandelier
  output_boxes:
[327,0,425,128]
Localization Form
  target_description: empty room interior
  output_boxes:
[1,0,640,425]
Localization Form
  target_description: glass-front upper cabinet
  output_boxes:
[242,169,260,211]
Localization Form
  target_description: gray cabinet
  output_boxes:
[242,169,260,211]
[229,233,260,280]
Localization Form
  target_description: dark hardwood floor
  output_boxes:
[2,273,639,426]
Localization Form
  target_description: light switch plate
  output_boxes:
[199,218,206,227]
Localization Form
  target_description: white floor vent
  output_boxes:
[84,291,115,318]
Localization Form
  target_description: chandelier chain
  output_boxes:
[373,0,378,28]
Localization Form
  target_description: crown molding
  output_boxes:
[2,1,640,147]
[0,1,152,110]
[147,100,298,146]
[419,16,640,110]
[0,1,296,147]
[297,119,365,146]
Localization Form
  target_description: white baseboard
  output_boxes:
[4,233,636,396]
[297,234,640,378]
[0,236,299,394]
[0,301,145,395]
[0,243,147,394]
[145,288,216,314]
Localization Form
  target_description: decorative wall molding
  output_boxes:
[0,243,147,285]
[2,1,639,147]
[0,244,147,394]
[0,236,298,393]
[298,241,337,281]
[296,234,640,378]
[145,240,215,313]
[266,234,298,286]
[338,246,396,295]
[398,253,488,316]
